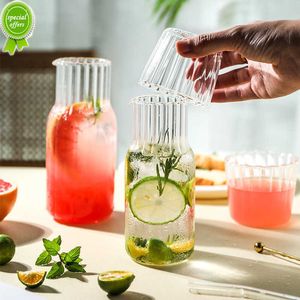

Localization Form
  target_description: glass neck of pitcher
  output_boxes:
[132,95,189,152]
[53,57,111,111]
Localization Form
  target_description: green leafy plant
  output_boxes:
[156,148,182,196]
[152,0,188,27]
[35,235,86,279]
[126,151,153,183]
[132,237,148,248]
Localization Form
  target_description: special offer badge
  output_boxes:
[0,1,35,55]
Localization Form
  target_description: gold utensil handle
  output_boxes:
[254,242,300,263]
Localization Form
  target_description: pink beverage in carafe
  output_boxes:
[228,178,295,228]
[46,58,117,224]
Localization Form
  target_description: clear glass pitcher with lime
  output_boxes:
[125,95,195,266]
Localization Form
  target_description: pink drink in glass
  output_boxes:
[228,178,295,228]
[47,102,117,224]
[47,57,116,225]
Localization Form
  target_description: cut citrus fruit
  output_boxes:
[129,177,186,225]
[169,239,195,254]
[183,178,195,207]
[98,271,135,295]
[17,271,46,288]
[0,234,15,265]
[148,239,173,264]
[0,179,17,221]
[126,239,148,259]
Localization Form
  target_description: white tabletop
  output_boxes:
[1,166,300,300]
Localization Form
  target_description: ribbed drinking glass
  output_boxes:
[139,28,222,105]
[225,151,298,228]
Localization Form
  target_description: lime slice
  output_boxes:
[126,239,148,259]
[183,178,195,207]
[148,239,173,264]
[0,234,15,265]
[129,177,186,225]
[98,271,135,295]
[169,239,195,254]
[17,271,46,288]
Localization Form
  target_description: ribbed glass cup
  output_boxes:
[139,28,222,105]
[225,151,298,228]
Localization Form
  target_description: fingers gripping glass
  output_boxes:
[139,28,222,105]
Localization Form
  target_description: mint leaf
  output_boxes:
[67,246,81,262]
[35,250,52,266]
[60,252,67,263]
[36,235,86,279]
[65,262,86,273]
[47,262,64,279]
[43,238,60,256]
[60,252,73,264]
[52,235,62,246]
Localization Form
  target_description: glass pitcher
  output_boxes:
[125,95,195,266]
[46,57,117,224]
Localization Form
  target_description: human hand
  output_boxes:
[176,20,300,102]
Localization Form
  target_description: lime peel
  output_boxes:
[184,178,195,207]
[0,234,15,265]
[98,270,135,295]
[148,238,173,264]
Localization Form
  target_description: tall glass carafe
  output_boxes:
[46,58,117,224]
[125,95,195,266]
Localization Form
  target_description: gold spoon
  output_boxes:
[254,242,300,263]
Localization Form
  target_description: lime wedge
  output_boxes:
[129,177,186,225]
[126,238,148,259]
[183,178,195,207]
[17,271,46,288]
[169,239,194,254]
[148,239,173,264]
[98,271,135,295]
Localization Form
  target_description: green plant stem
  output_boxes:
[156,149,181,196]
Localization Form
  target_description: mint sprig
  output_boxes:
[35,236,86,279]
